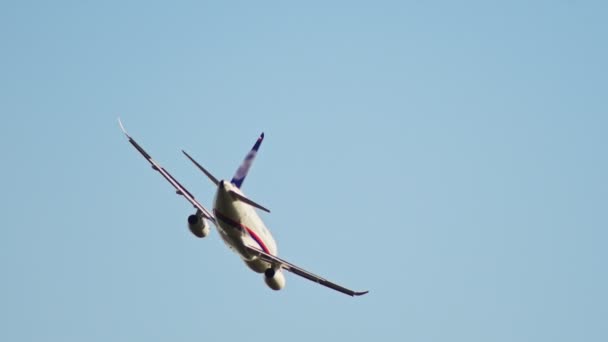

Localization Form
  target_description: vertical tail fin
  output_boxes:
[231,133,264,189]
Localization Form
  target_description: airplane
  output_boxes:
[119,120,368,297]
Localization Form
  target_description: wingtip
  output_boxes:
[354,290,369,296]
[260,132,265,140]
[117,117,128,136]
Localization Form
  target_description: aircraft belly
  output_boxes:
[215,220,252,258]
[244,258,271,273]
[213,182,278,265]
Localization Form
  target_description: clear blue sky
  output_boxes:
[1,1,606,341]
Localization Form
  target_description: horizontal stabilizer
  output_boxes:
[182,150,220,186]
[229,190,270,213]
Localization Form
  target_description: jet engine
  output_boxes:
[187,214,210,238]
[264,268,286,291]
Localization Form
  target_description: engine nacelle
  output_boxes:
[264,268,286,291]
[187,214,210,238]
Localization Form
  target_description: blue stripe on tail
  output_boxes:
[230,133,264,189]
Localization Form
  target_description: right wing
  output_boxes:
[244,245,369,297]
[118,119,215,222]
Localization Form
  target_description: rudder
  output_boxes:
[231,133,264,188]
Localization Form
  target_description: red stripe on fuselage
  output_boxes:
[214,210,270,254]
[244,227,270,254]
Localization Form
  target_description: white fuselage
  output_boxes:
[212,180,277,273]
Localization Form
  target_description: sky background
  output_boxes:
[1,1,607,341]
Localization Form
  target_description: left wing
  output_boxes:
[244,245,369,297]
[118,119,215,222]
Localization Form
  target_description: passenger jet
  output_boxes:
[119,120,368,296]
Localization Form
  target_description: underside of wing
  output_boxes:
[244,245,368,297]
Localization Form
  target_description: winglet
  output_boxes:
[118,117,128,136]
[231,132,264,189]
